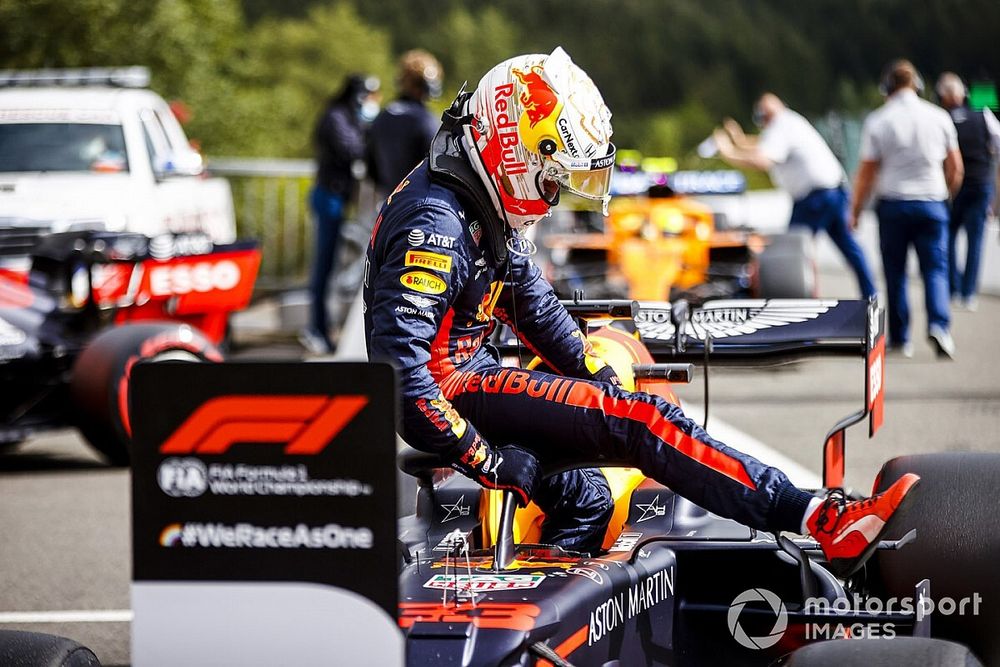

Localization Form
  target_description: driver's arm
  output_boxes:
[366,205,537,503]
[494,252,615,382]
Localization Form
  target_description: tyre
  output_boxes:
[69,322,222,465]
[757,231,816,298]
[785,637,981,666]
[874,453,1000,666]
[0,629,101,666]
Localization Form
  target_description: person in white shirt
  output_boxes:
[936,72,1000,312]
[851,60,964,359]
[714,93,877,299]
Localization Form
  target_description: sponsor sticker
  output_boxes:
[588,566,675,646]
[405,250,452,273]
[159,521,374,549]
[635,495,668,523]
[440,495,472,523]
[407,229,456,248]
[395,305,434,319]
[426,233,456,248]
[609,532,643,553]
[568,567,604,585]
[148,259,241,297]
[423,574,545,592]
[402,293,436,309]
[407,229,425,246]
[400,271,446,295]
[432,528,472,552]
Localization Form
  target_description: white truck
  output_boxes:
[0,67,236,268]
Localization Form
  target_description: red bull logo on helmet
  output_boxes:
[491,82,527,176]
[513,65,559,128]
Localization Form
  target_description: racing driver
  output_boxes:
[364,48,919,576]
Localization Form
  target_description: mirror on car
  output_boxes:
[152,150,204,180]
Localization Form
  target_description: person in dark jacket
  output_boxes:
[365,48,919,569]
[937,72,1000,312]
[368,50,443,200]
[304,74,380,354]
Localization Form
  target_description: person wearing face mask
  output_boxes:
[368,50,444,202]
[712,94,877,301]
[303,73,381,354]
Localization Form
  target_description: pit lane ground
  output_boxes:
[2,259,999,665]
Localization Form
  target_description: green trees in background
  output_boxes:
[0,0,394,157]
[2,0,998,162]
[186,3,394,156]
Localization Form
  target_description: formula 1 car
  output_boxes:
[540,167,815,304]
[0,228,260,464]
[396,298,997,665]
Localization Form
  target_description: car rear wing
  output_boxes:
[554,297,886,488]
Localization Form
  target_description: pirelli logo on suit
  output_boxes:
[404,250,452,274]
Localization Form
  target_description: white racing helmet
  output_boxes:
[463,47,615,230]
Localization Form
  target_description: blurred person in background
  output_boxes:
[713,94,877,300]
[303,73,381,354]
[850,60,964,359]
[368,50,443,200]
[936,72,1000,312]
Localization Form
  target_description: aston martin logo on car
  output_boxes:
[636,299,838,341]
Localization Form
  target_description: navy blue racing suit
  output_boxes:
[364,161,613,553]
[364,160,813,550]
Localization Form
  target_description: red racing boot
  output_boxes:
[806,473,920,578]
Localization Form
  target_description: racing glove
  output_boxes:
[451,434,540,507]
[593,365,622,387]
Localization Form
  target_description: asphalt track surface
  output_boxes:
[2,263,999,665]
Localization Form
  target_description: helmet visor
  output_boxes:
[545,144,616,210]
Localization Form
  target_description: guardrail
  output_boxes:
[208,157,377,291]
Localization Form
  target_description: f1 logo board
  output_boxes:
[130,362,400,666]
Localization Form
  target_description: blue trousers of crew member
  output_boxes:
[876,199,951,346]
[308,184,346,344]
[789,186,877,299]
[949,182,995,300]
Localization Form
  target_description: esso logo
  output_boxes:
[869,353,883,405]
[149,260,241,296]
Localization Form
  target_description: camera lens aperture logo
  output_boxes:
[727,588,787,650]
